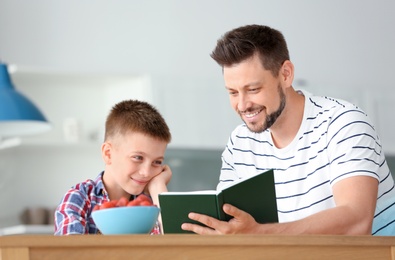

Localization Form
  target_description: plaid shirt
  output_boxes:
[54,171,161,235]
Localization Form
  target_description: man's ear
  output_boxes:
[101,142,112,165]
[281,60,294,86]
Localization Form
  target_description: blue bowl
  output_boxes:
[92,206,160,234]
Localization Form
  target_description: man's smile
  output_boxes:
[243,108,263,118]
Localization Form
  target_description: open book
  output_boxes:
[158,169,278,234]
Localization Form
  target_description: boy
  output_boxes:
[55,99,172,235]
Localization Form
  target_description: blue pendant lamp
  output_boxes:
[0,62,51,138]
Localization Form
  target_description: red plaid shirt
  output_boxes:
[54,172,161,235]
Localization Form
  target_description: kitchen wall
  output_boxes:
[0,0,394,228]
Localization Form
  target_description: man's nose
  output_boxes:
[237,93,250,112]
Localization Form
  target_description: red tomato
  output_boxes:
[127,199,139,207]
[96,194,154,209]
[116,197,129,207]
[100,200,116,209]
[139,200,153,206]
[135,194,152,203]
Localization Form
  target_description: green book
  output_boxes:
[158,169,278,234]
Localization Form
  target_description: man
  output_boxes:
[181,24,395,235]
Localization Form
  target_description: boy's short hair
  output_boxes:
[104,99,171,143]
[210,24,290,77]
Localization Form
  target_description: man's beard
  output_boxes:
[243,85,286,133]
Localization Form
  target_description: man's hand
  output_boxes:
[181,203,260,234]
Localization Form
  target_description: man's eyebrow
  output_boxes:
[225,81,261,89]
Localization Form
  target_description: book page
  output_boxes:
[160,190,220,195]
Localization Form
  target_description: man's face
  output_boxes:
[224,55,286,133]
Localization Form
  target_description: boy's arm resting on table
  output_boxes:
[54,210,87,235]
[182,175,378,235]
[54,191,90,235]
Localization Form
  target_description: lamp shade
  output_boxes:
[0,62,51,138]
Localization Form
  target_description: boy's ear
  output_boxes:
[101,142,112,164]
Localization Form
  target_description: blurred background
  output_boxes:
[0,0,394,229]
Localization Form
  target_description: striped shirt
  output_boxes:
[54,172,161,235]
[218,91,395,235]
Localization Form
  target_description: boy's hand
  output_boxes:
[160,164,172,185]
[145,164,172,233]
[152,164,172,185]
[146,164,172,194]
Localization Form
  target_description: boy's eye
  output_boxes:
[153,160,163,166]
[133,155,143,161]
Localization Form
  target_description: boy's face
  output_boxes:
[102,131,168,198]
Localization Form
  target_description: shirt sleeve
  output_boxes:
[326,105,381,185]
[54,188,91,235]
[150,221,161,235]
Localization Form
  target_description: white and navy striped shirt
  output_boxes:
[218,91,395,235]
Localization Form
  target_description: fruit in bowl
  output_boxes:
[92,194,160,235]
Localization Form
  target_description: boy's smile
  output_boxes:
[102,131,168,199]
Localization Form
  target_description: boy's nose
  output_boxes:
[138,164,151,177]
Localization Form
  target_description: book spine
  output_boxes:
[216,192,227,220]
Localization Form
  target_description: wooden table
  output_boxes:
[1,234,395,260]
